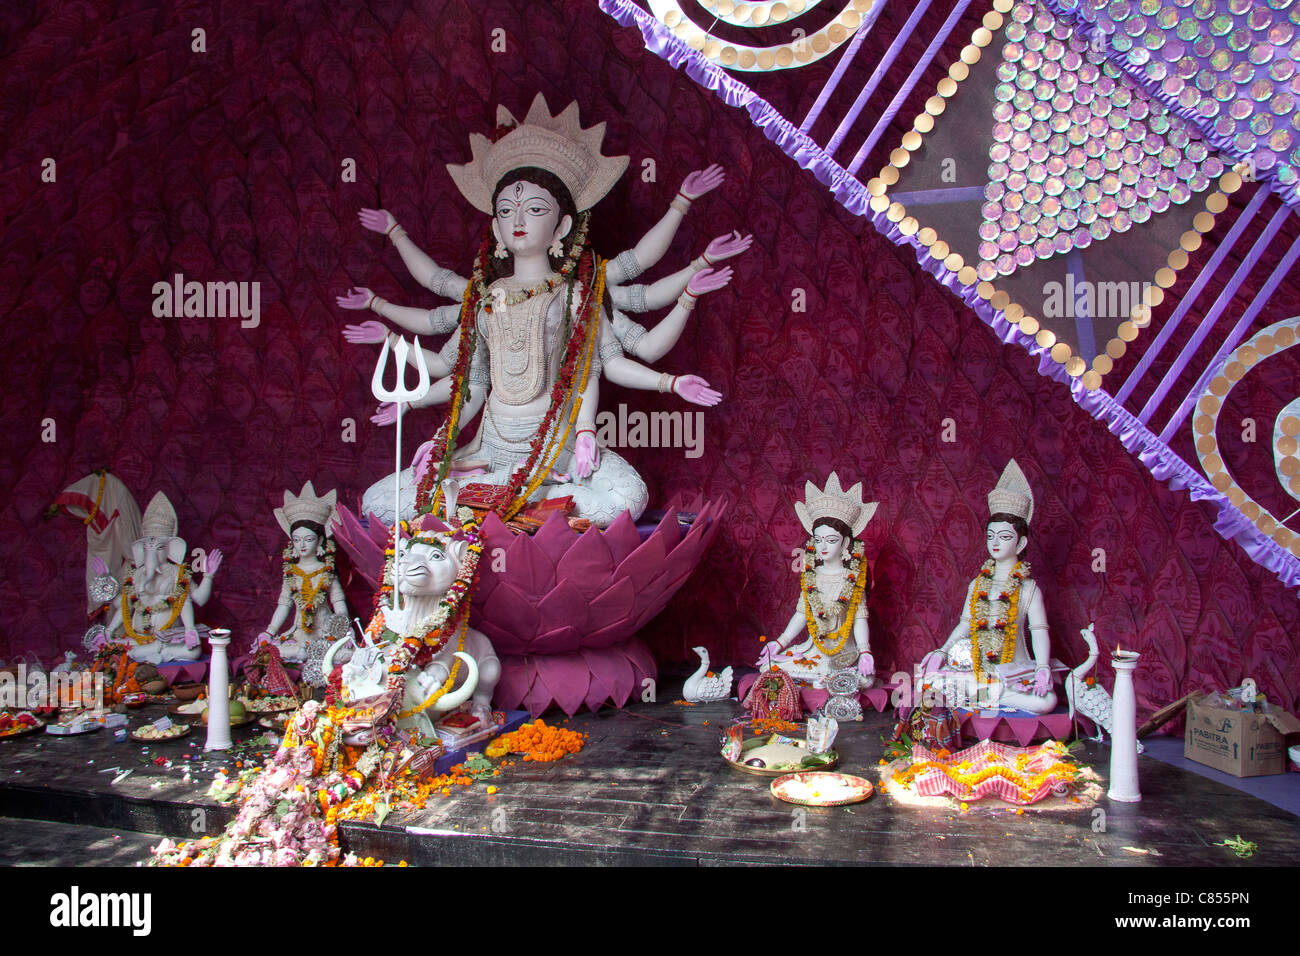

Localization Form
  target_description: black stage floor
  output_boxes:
[1,692,1297,866]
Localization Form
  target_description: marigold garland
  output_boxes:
[120,565,192,644]
[282,539,336,634]
[968,560,1028,684]
[800,539,868,657]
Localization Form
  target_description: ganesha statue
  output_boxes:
[101,491,221,664]
[339,93,751,528]
[917,460,1062,716]
[757,473,878,691]
[256,481,349,668]
[322,515,500,743]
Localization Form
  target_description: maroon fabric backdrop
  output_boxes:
[1,0,1296,720]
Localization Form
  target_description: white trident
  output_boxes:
[371,335,431,612]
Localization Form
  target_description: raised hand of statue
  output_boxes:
[680,164,725,200]
[357,208,397,234]
[919,650,946,675]
[91,555,109,575]
[184,629,200,649]
[411,439,436,484]
[342,320,388,345]
[858,652,875,678]
[371,403,399,426]
[686,266,733,297]
[1033,666,1051,696]
[338,287,376,311]
[574,431,601,479]
[704,230,753,263]
[674,375,722,407]
[204,549,223,576]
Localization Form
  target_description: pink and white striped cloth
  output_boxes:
[905,739,1075,805]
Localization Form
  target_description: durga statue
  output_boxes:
[338,93,750,528]
[918,460,1060,715]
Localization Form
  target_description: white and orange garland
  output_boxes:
[120,564,192,645]
[968,559,1028,684]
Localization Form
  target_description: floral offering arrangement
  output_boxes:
[888,739,1082,806]
[0,710,42,737]
[484,718,586,762]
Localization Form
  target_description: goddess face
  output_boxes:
[986,520,1027,562]
[493,180,571,260]
[291,528,320,560]
[812,523,847,567]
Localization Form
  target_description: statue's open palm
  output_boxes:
[705,231,753,262]
[342,320,388,345]
[680,164,725,200]
[338,287,375,311]
[687,266,733,297]
[676,375,722,407]
[574,432,600,479]
[358,208,397,233]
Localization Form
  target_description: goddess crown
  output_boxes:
[274,481,338,538]
[987,459,1034,524]
[447,93,629,215]
[794,472,878,537]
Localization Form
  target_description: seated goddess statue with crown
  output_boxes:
[338,94,751,528]
[757,474,878,690]
[918,461,1060,715]
[255,482,349,669]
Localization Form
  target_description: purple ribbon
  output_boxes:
[1113,187,1269,407]
[1138,202,1291,426]
[799,3,887,134]
[825,0,937,158]
[847,0,977,176]
[1160,232,1300,443]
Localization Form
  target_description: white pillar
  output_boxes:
[1107,649,1141,803]
[204,629,233,752]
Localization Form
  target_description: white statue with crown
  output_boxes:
[918,460,1060,715]
[255,482,350,669]
[757,473,879,690]
[100,491,222,664]
[337,93,751,528]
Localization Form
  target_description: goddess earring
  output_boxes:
[495,239,509,259]
[549,236,564,258]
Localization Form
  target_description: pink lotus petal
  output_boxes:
[531,513,578,565]
[533,654,590,716]
[602,511,643,564]
[528,624,583,655]
[555,527,614,600]
[586,578,637,634]
[492,656,534,711]
[536,579,589,634]
[612,532,668,591]
[651,506,683,551]
[580,648,614,710]
[1011,718,1038,748]
[479,582,541,652]
[622,639,657,681]
[502,532,556,598]
[587,648,635,708]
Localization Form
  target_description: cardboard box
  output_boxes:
[1183,693,1300,777]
